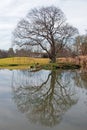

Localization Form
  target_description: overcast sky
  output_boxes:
[0,0,87,50]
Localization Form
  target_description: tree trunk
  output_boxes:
[50,45,56,63]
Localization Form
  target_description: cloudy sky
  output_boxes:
[0,0,87,50]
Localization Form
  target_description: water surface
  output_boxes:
[0,69,87,130]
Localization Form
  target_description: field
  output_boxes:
[0,56,86,69]
[0,57,49,69]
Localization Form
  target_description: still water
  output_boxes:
[0,69,87,130]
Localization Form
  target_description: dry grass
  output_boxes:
[57,55,87,65]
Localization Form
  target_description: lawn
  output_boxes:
[0,57,49,69]
[0,56,82,70]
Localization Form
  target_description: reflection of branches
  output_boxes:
[56,79,75,104]
[12,69,77,127]
[73,70,87,89]
[30,72,51,94]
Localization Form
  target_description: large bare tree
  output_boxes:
[13,6,78,62]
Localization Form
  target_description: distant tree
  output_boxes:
[15,48,32,57]
[8,48,14,57]
[80,34,87,55]
[80,42,87,55]
[74,33,87,55]
[0,49,8,58]
[74,36,82,55]
[13,6,78,62]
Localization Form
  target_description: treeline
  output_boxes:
[0,48,32,58]
[0,46,77,58]
[0,42,87,59]
[0,33,87,59]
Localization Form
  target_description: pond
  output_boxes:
[0,69,87,130]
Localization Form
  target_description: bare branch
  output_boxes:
[13,6,78,62]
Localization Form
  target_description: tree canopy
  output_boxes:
[13,6,78,62]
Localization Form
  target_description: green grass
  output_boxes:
[0,57,49,69]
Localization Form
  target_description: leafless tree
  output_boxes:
[8,48,14,57]
[13,6,78,62]
[74,33,87,56]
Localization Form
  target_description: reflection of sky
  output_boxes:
[0,69,32,130]
[0,69,87,130]
[12,69,51,87]
[0,69,12,99]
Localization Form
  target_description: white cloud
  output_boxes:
[60,0,87,34]
[0,0,87,49]
[0,23,14,30]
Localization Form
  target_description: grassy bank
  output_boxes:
[0,57,49,69]
[0,57,81,70]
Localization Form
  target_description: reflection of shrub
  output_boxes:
[42,63,81,70]
[0,64,19,67]
[62,64,81,69]
[8,64,19,66]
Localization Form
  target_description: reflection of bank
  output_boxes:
[11,69,78,127]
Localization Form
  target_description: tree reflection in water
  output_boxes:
[75,71,87,89]
[11,69,78,127]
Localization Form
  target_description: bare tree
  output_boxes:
[8,48,14,57]
[74,33,87,56]
[13,6,78,62]
[80,34,87,55]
